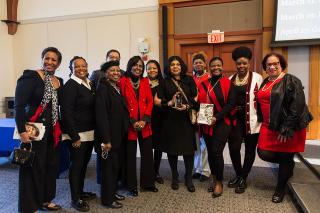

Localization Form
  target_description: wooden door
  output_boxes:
[180,44,213,75]
[179,42,255,77]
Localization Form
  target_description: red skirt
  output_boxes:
[258,123,306,153]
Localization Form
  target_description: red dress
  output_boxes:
[257,78,306,153]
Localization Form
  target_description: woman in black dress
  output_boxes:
[14,47,63,212]
[95,60,129,209]
[61,56,96,212]
[146,60,164,184]
[154,56,198,192]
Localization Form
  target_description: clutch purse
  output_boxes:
[10,142,35,167]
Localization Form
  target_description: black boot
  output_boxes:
[227,176,241,188]
[235,177,247,194]
[272,189,285,203]
[184,175,195,192]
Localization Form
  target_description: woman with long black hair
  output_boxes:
[154,56,198,192]
[119,56,158,196]
[146,60,165,184]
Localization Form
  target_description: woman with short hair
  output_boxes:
[15,47,63,212]
[257,52,312,203]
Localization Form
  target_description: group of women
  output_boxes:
[14,46,312,213]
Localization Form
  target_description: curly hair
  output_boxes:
[261,52,287,71]
[232,46,252,61]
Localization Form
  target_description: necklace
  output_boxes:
[110,82,120,94]
[235,72,249,86]
[207,77,221,102]
[261,72,285,91]
[130,78,140,90]
[149,79,159,88]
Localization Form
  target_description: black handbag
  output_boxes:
[10,142,35,167]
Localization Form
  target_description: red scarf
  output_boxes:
[29,104,61,148]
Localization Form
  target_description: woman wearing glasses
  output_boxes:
[257,52,312,203]
[95,60,129,208]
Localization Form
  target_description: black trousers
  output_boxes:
[203,134,227,181]
[167,154,194,181]
[154,149,163,175]
[68,141,93,202]
[126,134,155,190]
[257,149,295,190]
[228,121,259,178]
[19,131,60,213]
[100,147,123,206]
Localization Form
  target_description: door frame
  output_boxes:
[174,29,263,74]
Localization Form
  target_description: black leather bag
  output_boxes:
[10,142,35,167]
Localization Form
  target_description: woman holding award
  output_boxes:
[154,56,198,192]
[227,46,263,194]
[14,47,63,212]
[198,56,236,198]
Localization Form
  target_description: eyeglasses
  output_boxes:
[266,62,280,69]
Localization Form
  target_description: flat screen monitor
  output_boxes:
[271,0,320,47]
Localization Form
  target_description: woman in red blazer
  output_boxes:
[119,56,158,196]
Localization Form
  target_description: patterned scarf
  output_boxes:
[30,70,61,148]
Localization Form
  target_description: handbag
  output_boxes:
[10,142,35,167]
[171,78,197,124]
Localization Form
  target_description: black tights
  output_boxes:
[167,155,194,181]
[154,149,162,175]
[228,122,259,178]
[257,148,295,190]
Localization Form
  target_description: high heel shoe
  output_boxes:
[212,182,223,198]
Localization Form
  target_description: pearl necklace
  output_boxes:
[261,72,285,91]
[235,72,249,86]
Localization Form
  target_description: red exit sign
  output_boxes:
[208,30,224,44]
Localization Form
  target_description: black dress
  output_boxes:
[15,70,63,213]
[157,75,197,155]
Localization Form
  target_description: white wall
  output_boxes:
[0,0,15,115]
[18,0,157,21]
[13,9,159,82]
[287,46,310,104]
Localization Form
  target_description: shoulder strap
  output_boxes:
[171,78,189,103]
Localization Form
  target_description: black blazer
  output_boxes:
[15,70,63,133]
[61,78,95,142]
[95,78,129,152]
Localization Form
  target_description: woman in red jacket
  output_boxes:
[119,56,158,196]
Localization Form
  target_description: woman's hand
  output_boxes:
[211,117,217,125]
[72,140,81,148]
[277,134,288,143]
[102,143,112,151]
[172,104,187,111]
[20,132,31,143]
[133,121,146,131]
[168,92,181,107]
